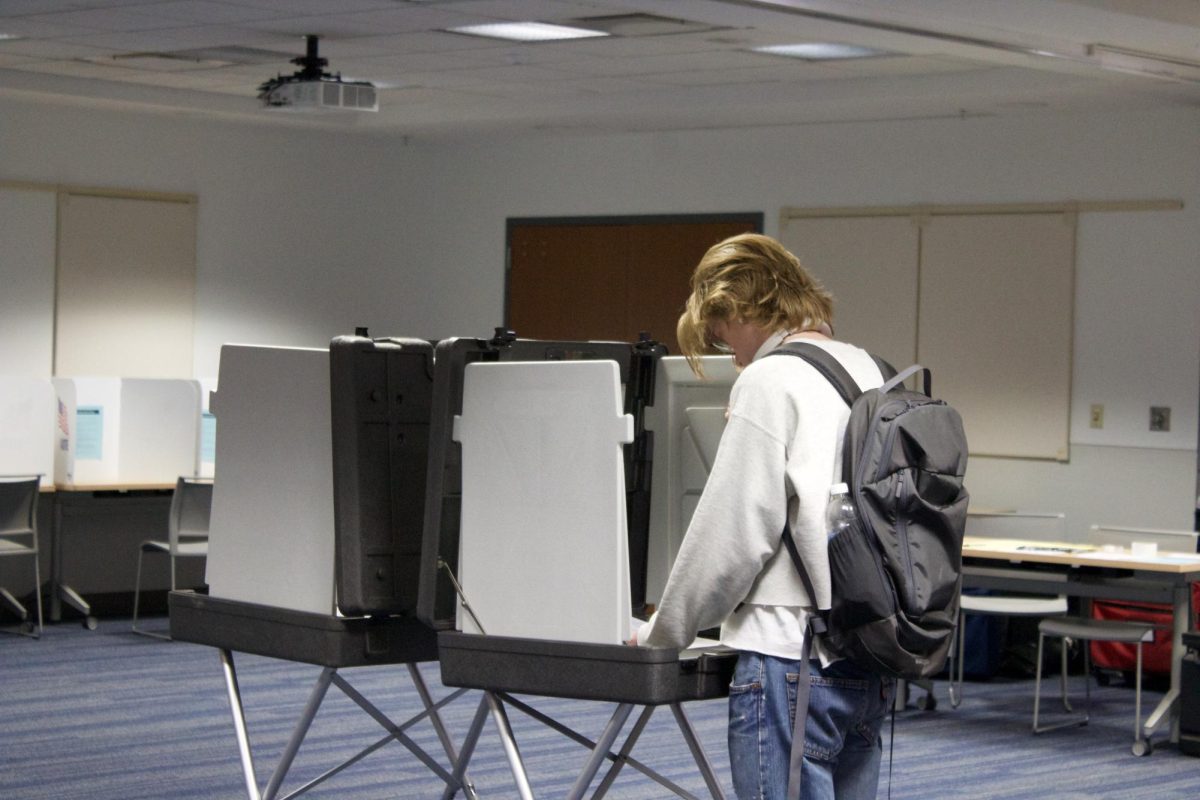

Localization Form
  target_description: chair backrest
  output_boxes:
[1088,524,1199,553]
[169,477,213,548]
[0,476,40,538]
[965,510,1067,542]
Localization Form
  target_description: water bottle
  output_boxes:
[826,482,856,541]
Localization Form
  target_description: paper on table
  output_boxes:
[1085,549,1200,564]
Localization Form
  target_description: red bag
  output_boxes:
[1090,583,1200,674]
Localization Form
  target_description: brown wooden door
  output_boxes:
[507,215,760,354]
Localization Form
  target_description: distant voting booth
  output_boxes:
[52,377,201,486]
[0,377,56,478]
[169,337,473,800]
[44,377,203,627]
[0,377,54,606]
[198,378,217,479]
[428,334,735,800]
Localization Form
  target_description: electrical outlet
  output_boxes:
[1089,404,1104,429]
[1150,406,1171,432]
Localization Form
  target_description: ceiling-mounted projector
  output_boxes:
[258,35,378,112]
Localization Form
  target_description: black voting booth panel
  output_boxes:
[171,335,444,660]
[169,336,470,800]
[423,332,735,800]
[417,330,664,628]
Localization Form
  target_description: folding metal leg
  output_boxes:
[566,703,635,800]
[591,706,656,798]
[217,649,474,800]
[443,696,492,800]
[262,668,337,800]
[408,664,478,800]
[670,702,727,800]
[486,691,536,800]
[219,649,262,800]
[473,692,726,800]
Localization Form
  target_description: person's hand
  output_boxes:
[625,630,639,646]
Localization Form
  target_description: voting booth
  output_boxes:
[169,337,472,800]
[642,355,739,608]
[48,377,202,625]
[428,336,735,800]
[0,376,56,479]
[52,377,202,487]
[0,377,55,633]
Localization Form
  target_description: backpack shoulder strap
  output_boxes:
[766,341,862,407]
[871,354,897,382]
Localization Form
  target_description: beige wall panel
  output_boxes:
[0,187,56,376]
[918,213,1074,460]
[55,193,196,378]
[779,215,919,371]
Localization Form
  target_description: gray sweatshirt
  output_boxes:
[639,338,883,651]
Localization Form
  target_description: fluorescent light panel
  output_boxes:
[447,21,609,42]
[754,42,889,60]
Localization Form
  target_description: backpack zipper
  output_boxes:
[858,396,917,611]
[895,468,917,611]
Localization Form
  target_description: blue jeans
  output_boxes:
[728,651,894,800]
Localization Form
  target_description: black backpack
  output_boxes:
[767,342,969,799]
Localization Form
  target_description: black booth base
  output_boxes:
[168,590,439,667]
[438,630,737,705]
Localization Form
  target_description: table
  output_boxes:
[51,483,175,627]
[961,535,1200,743]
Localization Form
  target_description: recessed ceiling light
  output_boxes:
[753,43,889,60]
[446,21,609,42]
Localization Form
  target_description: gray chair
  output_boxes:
[131,476,213,639]
[0,475,44,638]
[948,511,1069,708]
[1033,615,1156,756]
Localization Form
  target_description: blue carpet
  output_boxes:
[1,617,1197,799]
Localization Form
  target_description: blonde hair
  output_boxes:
[676,233,834,374]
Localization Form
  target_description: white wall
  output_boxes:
[2,98,1196,533]
[0,99,424,378]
